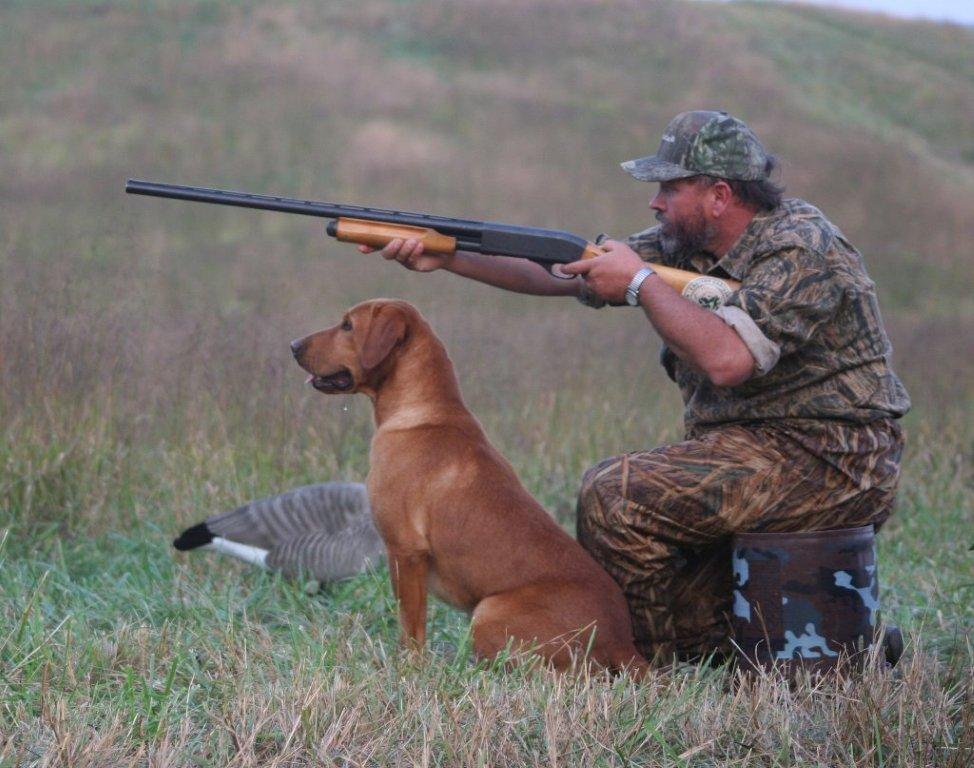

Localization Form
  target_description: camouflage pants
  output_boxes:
[576,419,904,662]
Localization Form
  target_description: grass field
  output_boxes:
[2,1,973,764]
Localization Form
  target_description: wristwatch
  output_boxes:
[625,266,656,306]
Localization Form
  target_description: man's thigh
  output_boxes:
[578,421,900,545]
[579,425,783,550]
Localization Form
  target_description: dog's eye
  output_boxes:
[341,318,352,332]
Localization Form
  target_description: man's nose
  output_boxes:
[649,191,664,211]
[290,338,306,358]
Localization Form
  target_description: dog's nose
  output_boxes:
[290,338,306,358]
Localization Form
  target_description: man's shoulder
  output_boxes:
[742,199,874,291]
[752,198,843,259]
[625,225,664,259]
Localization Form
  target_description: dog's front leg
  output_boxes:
[388,549,430,650]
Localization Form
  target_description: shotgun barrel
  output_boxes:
[125,179,591,265]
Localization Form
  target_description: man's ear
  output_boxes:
[354,306,407,372]
[710,180,733,217]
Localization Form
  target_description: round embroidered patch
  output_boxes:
[682,276,734,310]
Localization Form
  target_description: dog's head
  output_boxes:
[290,299,413,395]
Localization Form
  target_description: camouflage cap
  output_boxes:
[621,110,770,182]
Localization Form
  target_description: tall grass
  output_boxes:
[1,436,973,766]
[2,0,973,764]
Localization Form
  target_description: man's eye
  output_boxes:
[341,319,352,331]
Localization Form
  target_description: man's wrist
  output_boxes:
[443,249,473,273]
[624,266,656,306]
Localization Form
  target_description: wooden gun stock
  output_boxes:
[580,242,741,306]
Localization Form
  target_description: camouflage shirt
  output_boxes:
[611,198,911,435]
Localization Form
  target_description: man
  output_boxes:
[364,110,910,662]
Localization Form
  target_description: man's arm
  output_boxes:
[364,236,754,386]
[635,274,756,387]
[560,240,756,387]
[360,238,582,297]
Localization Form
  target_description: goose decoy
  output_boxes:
[173,482,385,586]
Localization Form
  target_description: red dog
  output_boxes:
[292,299,647,675]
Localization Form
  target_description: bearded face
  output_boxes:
[656,202,717,259]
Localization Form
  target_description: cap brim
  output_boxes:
[620,155,696,182]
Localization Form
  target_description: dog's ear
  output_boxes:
[354,305,407,372]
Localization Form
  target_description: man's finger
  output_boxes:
[396,238,417,260]
[399,239,424,268]
[381,238,405,260]
[404,238,424,258]
[559,259,594,277]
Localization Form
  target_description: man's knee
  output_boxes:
[575,455,622,544]
[576,460,604,513]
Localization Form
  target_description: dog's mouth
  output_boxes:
[306,368,355,393]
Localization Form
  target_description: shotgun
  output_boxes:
[125,179,739,308]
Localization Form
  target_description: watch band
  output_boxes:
[625,266,656,306]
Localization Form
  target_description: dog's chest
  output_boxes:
[365,463,430,548]
[367,432,460,535]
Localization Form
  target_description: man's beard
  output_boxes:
[657,207,716,260]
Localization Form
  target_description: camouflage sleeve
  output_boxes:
[575,226,668,309]
[626,226,672,265]
[725,246,843,359]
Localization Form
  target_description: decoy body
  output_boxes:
[173,482,385,585]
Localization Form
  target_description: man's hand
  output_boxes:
[358,238,454,273]
[559,239,648,304]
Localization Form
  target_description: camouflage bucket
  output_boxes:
[731,525,880,674]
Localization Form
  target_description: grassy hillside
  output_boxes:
[1,1,973,764]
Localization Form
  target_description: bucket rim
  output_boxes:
[732,524,874,547]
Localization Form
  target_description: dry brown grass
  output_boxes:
[1,625,972,765]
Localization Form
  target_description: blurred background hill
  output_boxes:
[2,0,973,491]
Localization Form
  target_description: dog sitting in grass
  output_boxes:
[290,298,647,675]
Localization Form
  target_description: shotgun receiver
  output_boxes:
[125,179,739,308]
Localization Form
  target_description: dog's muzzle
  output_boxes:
[308,369,354,393]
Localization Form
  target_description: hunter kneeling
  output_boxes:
[362,110,911,664]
